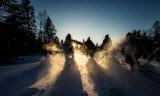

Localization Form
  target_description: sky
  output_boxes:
[32,0,160,44]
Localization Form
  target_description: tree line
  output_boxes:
[0,0,58,63]
[121,20,160,67]
[0,0,159,64]
[0,0,112,64]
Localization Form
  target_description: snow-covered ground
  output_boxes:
[114,52,160,75]
[14,55,42,64]
[0,53,160,96]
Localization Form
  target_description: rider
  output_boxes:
[124,33,137,71]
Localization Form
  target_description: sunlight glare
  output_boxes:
[30,53,65,94]
[94,50,109,70]
[94,42,120,71]
[43,43,61,52]
[72,42,77,49]
[94,42,115,70]
[73,48,98,96]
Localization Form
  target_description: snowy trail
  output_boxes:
[0,53,160,96]
[88,57,160,96]
[49,57,83,96]
[0,62,42,96]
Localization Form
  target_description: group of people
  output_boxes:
[62,34,112,58]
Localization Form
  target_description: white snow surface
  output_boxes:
[0,53,160,96]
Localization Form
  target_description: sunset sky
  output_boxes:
[32,0,160,43]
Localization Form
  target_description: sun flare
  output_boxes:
[73,44,98,96]
[30,54,65,94]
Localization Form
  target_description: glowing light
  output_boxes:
[74,52,89,66]
[74,50,98,96]
[72,42,77,49]
[94,51,109,70]
[94,41,122,72]
[30,53,65,94]
[94,42,115,70]
[43,43,61,52]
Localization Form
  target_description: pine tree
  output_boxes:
[37,10,48,44]
[37,10,47,31]
[18,0,37,53]
[0,0,18,22]
[20,0,36,33]
[43,16,56,43]
[152,21,160,40]
[0,0,27,57]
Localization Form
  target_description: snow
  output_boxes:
[14,55,42,64]
[0,53,160,96]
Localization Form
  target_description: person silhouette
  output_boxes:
[64,34,74,68]
[124,33,137,71]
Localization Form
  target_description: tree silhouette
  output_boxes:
[21,0,36,33]
[0,0,39,64]
[152,21,160,41]
[37,10,47,31]
[0,0,18,22]
[43,16,56,43]
[151,21,160,60]
[37,10,47,43]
